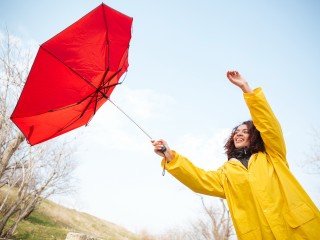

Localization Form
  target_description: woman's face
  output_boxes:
[233,124,250,148]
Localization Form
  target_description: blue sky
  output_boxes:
[1,0,320,235]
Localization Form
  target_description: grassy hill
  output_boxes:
[9,199,142,240]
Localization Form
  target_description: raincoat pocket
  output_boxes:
[284,203,315,228]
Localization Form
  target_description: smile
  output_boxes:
[235,138,245,143]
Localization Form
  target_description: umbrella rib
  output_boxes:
[93,90,99,117]
[40,45,108,94]
[46,81,121,115]
[87,89,102,125]
[65,86,104,129]
[80,69,123,126]
[75,68,124,126]
[48,93,94,112]
[40,36,128,134]
[15,50,127,137]
[41,44,124,100]
[102,3,110,72]
[56,82,112,132]
[101,68,122,91]
[40,44,125,105]
[55,91,100,133]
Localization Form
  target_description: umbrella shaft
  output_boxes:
[108,99,153,140]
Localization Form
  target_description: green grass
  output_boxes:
[0,198,141,240]
[25,212,60,227]
[12,211,68,240]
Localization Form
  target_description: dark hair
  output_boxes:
[224,120,265,159]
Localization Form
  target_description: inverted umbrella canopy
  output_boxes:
[11,3,133,145]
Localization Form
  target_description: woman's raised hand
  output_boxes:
[226,70,252,93]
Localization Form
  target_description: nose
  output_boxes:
[235,131,243,137]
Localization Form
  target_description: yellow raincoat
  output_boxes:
[162,88,320,239]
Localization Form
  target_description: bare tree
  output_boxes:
[0,29,78,238]
[138,229,157,240]
[156,196,235,240]
[156,228,193,240]
[0,29,31,180]
[0,140,76,237]
[303,128,320,174]
[189,197,235,240]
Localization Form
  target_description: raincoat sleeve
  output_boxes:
[161,151,226,198]
[244,87,287,164]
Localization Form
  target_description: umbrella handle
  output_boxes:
[159,146,167,153]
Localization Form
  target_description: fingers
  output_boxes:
[151,139,168,155]
[227,70,239,79]
[151,139,163,146]
[151,139,175,161]
[227,70,242,86]
[152,139,165,150]
[226,70,251,93]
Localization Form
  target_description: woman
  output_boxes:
[152,71,320,239]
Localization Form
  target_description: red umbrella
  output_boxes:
[10,3,133,145]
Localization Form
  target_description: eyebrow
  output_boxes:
[235,128,248,132]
